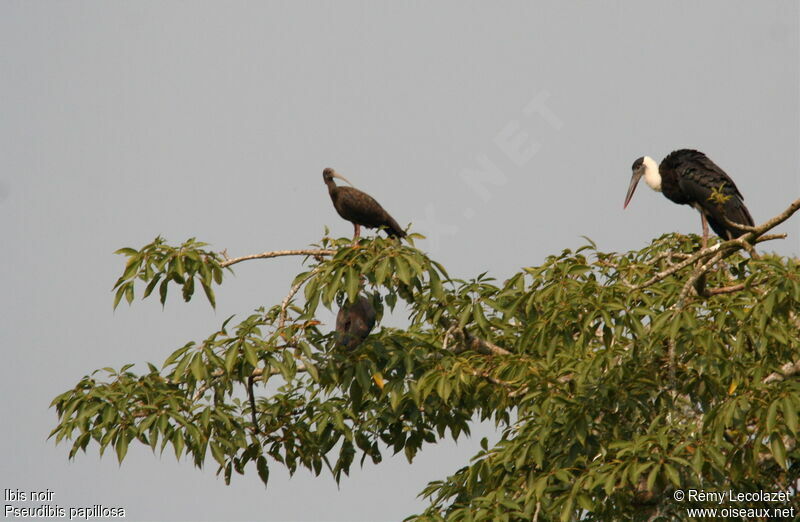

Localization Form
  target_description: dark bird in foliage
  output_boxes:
[335,295,377,351]
[323,168,406,241]
[624,150,754,246]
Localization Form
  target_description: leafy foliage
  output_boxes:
[52,230,800,520]
[113,236,228,309]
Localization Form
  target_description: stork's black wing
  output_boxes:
[669,150,754,239]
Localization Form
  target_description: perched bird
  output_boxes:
[323,168,406,241]
[335,294,377,351]
[624,149,754,246]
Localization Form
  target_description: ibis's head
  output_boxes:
[322,168,354,187]
[624,155,661,209]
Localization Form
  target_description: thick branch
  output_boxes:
[636,197,800,291]
[220,249,336,268]
[703,283,745,296]
[744,197,800,237]
[763,360,800,385]
[465,331,511,356]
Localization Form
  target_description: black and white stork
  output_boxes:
[323,168,406,241]
[334,294,377,351]
[623,149,754,246]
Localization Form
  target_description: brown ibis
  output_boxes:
[335,294,377,351]
[624,149,754,246]
[323,168,406,241]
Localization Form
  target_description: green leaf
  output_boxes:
[257,456,270,486]
[576,493,593,512]
[115,431,129,464]
[646,463,660,492]
[201,281,216,308]
[770,435,787,469]
[375,257,391,285]
[691,447,704,475]
[121,256,140,281]
[429,269,443,299]
[210,442,225,466]
[159,279,169,306]
[766,399,779,433]
[113,285,127,310]
[345,267,359,303]
[243,342,259,368]
[560,494,575,522]
[394,258,411,285]
[172,352,193,380]
[190,353,205,381]
[783,396,798,435]
[663,463,680,487]
[224,345,238,374]
[143,274,162,299]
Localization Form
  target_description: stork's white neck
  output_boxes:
[642,156,661,192]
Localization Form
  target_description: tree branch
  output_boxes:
[465,331,511,356]
[741,197,800,238]
[279,267,323,329]
[763,360,800,384]
[220,249,336,268]
[635,197,800,291]
[192,359,308,401]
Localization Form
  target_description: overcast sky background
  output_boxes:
[1,2,798,521]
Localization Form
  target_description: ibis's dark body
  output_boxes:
[335,295,377,350]
[323,172,405,238]
[659,149,754,239]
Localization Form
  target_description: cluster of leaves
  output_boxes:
[415,236,800,521]
[113,236,228,308]
[52,232,800,521]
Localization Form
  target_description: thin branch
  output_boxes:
[279,267,323,329]
[192,360,308,401]
[438,317,512,356]
[645,250,692,266]
[468,368,517,390]
[727,196,800,237]
[636,244,722,290]
[220,249,336,268]
[756,233,788,242]
[701,278,768,297]
[441,325,457,352]
[675,250,725,307]
[722,216,759,234]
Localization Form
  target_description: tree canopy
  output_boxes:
[51,199,800,521]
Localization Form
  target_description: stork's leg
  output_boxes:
[700,212,709,249]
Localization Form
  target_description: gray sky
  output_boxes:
[1,2,798,521]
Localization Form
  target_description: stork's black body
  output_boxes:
[625,149,754,242]
[323,168,406,239]
[335,295,376,350]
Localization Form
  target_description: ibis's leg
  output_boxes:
[352,223,361,244]
[700,212,709,249]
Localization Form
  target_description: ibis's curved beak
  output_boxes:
[332,171,355,187]
[623,170,644,209]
